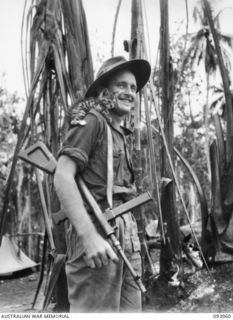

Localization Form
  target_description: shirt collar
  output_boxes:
[120,125,133,136]
[109,121,133,136]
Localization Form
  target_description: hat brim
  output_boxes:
[85,59,151,98]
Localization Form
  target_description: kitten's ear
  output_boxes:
[98,88,109,99]
[103,88,110,97]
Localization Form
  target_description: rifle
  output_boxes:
[19,141,153,294]
[18,143,66,311]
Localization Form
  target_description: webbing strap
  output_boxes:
[106,125,113,208]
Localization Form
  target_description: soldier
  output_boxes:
[54,56,151,312]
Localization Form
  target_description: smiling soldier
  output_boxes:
[54,56,151,312]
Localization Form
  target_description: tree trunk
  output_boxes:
[61,0,93,99]
[129,0,147,283]
[203,0,233,164]
[48,0,94,311]
[203,0,233,263]
[204,73,211,183]
[159,0,182,281]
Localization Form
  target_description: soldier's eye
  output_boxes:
[117,83,125,89]
[131,86,137,92]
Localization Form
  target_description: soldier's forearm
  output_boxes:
[54,170,97,239]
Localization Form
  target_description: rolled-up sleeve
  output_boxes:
[58,113,101,172]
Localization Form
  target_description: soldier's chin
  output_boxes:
[119,105,131,114]
[111,106,131,117]
[119,100,133,109]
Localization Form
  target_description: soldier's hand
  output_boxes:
[82,233,119,268]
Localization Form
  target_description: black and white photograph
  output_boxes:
[0,0,233,317]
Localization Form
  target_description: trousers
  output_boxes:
[65,212,142,312]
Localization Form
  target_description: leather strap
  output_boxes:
[106,125,113,208]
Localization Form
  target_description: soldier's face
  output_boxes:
[107,70,137,116]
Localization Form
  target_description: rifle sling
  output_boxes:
[106,124,113,209]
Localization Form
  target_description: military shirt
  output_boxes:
[58,109,136,204]
[60,109,141,259]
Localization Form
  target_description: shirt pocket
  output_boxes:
[113,149,125,184]
[130,213,141,253]
[131,219,141,252]
[131,233,141,252]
